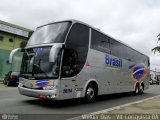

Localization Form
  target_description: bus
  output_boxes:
[9,20,150,102]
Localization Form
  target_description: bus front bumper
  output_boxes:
[18,86,59,100]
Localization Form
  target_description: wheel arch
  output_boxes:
[83,79,99,97]
[134,81,144,88]
[134,81,140,88]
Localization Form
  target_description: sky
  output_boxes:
[0,0,160,71]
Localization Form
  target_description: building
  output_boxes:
[0,20,33,80]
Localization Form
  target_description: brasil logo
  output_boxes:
[129,63,147,81]
[105,55,122,69]
[35,80,50,87]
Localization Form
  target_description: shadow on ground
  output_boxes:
[23,92,149,109]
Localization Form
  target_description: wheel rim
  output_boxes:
[140,85,144,93]
[86,87,95,100]
[135,86,139,94]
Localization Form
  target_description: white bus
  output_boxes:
[10,20,150,102]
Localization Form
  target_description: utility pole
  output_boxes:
[155,68,157,83]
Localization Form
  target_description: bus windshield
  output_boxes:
[27,22,71,46]
[20,47,61,79]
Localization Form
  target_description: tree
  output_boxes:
[152,34,160,53]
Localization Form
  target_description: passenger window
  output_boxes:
[110,39,128,60]
[91,29,110,53]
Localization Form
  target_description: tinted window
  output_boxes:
[62,23,89,77]
[110,39,128,59]
[91,29,110,53]
[110,40,148,64]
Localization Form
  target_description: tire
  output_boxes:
[7,81,11,86]
[85,85,97,103]
[139,84,144,94]
[134,84,140,95]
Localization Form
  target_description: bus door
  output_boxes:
[59,48,78,99]
[60,77,76,99]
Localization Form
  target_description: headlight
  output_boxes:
[43,85,57,90]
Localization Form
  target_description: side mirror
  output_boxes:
[9,48,22,63]
[49,44,64,63]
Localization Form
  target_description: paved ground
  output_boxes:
[0,82,160,120]
[70,89,160,120]
[105,95,160,114]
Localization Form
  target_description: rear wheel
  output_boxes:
[139,84,144,94]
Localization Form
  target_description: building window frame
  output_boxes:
[0,36,3,41]
[9,38,13,42]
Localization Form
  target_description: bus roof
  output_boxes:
[37,19,149,58]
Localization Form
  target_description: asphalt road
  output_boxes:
[0,85,160,120]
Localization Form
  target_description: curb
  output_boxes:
[92,95,160,114]
[68,95,160,120]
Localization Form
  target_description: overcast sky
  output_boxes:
[0,0,160,71]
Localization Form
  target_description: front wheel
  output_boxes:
[85,85,97,103]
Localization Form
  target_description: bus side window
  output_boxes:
[91,29,111,54]
[61,48,78,77]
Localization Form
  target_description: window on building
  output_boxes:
[0,36,3,41]
[9,38,13,42]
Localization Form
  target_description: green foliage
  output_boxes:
[152,46,160,53]
[152,34,160,53]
